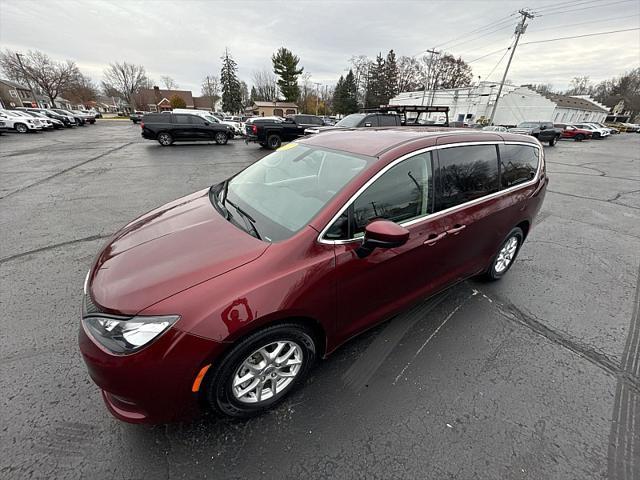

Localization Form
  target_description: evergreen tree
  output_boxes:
[333,75,346,114]
[220,48,242,113]
[343,70,358,114]
[383,49,398,103]
[272,47,304,102]
[365,53,385,108]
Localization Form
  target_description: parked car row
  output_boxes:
[0,107,98,134]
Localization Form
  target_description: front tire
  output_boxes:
[215,131,228,145]
[548,136,557,146]
[205,323,317,418]
[15,123,28,133]
[157,132,173,146]
[574,133,585,141]
[484,227,523,281]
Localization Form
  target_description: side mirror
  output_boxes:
[204,121,210,126]
[540,125,546,130]
[356,220,410,258]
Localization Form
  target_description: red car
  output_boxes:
[80,129,548,423]
[556,124,593,141]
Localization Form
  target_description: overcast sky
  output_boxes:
[1,0,638,95]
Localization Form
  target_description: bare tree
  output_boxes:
[0,49,80,107]
[160,75,178,90]
[102,62,148,109]
[396,56,422,93]
[251,68,279,101]
[201,75,220,110]
[63,73,98,105]
[566,76,591,95]
[349,55,372,107]
[421,53,472,90]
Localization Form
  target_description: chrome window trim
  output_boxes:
[317,140,543,245]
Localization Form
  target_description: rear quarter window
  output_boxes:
[499,144,539,188]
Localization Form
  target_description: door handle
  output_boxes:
[446,224,466,235]
[424,232,447,246]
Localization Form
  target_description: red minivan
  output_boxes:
[79,129,547,423]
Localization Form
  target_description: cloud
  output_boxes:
[0,0,638,94]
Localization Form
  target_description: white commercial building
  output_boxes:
[390,81,608,126]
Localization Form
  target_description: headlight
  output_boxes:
[82,314,179,355]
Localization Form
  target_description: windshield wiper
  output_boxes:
[225,198,261,240]
[210,183,230,219]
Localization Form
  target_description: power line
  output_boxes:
[520,27,640,45]
[412,13,516,57]
[535,0,637,16]
[530,13,640,32]
[432,14,516,48]
[444,23,516,52]
[483,39,516,80]
[533,0,608,14]
[467,47,511,64]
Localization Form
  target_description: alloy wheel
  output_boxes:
[215,132,227,144]
[16,124,28,133]
[494,236,519,273]
[158,133,172,146]
[231,341,303,404]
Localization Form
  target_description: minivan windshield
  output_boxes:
[336,114,366,127]
[215,143,374,242]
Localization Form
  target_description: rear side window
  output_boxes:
[190,115,207,125]
[436,145,499,211]
[351,152,433,235]
[499,144,539,188]
[378,115,399,126]
[174,114,190,124]
[363,116,379,127]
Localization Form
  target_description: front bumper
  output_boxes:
[79,321,226,423]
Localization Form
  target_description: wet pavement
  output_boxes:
[1,122,639,479]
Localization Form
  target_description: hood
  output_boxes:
[509,127,533,134]
[306,125,345,135]
[89,189,269,314]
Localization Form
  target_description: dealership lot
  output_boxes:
[1,123,639,479]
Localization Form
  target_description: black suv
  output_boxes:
[141,113,233,146]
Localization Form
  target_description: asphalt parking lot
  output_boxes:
[1,122,639,480]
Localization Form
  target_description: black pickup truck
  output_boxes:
[245,114,324,149]
[508,121,563,146]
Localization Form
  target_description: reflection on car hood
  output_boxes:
[90,189,269,314]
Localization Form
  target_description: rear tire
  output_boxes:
[157,132,173,146]
[483,227,524,281]
[204,323,317,418]
[266,134,282,149]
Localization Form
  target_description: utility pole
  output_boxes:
[488,9,534,124]
[420,49,440,106]
[15,53,39,108]
[314,82,321,115]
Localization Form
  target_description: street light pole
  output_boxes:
[15,53,39,108]
[488,9,534,124]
